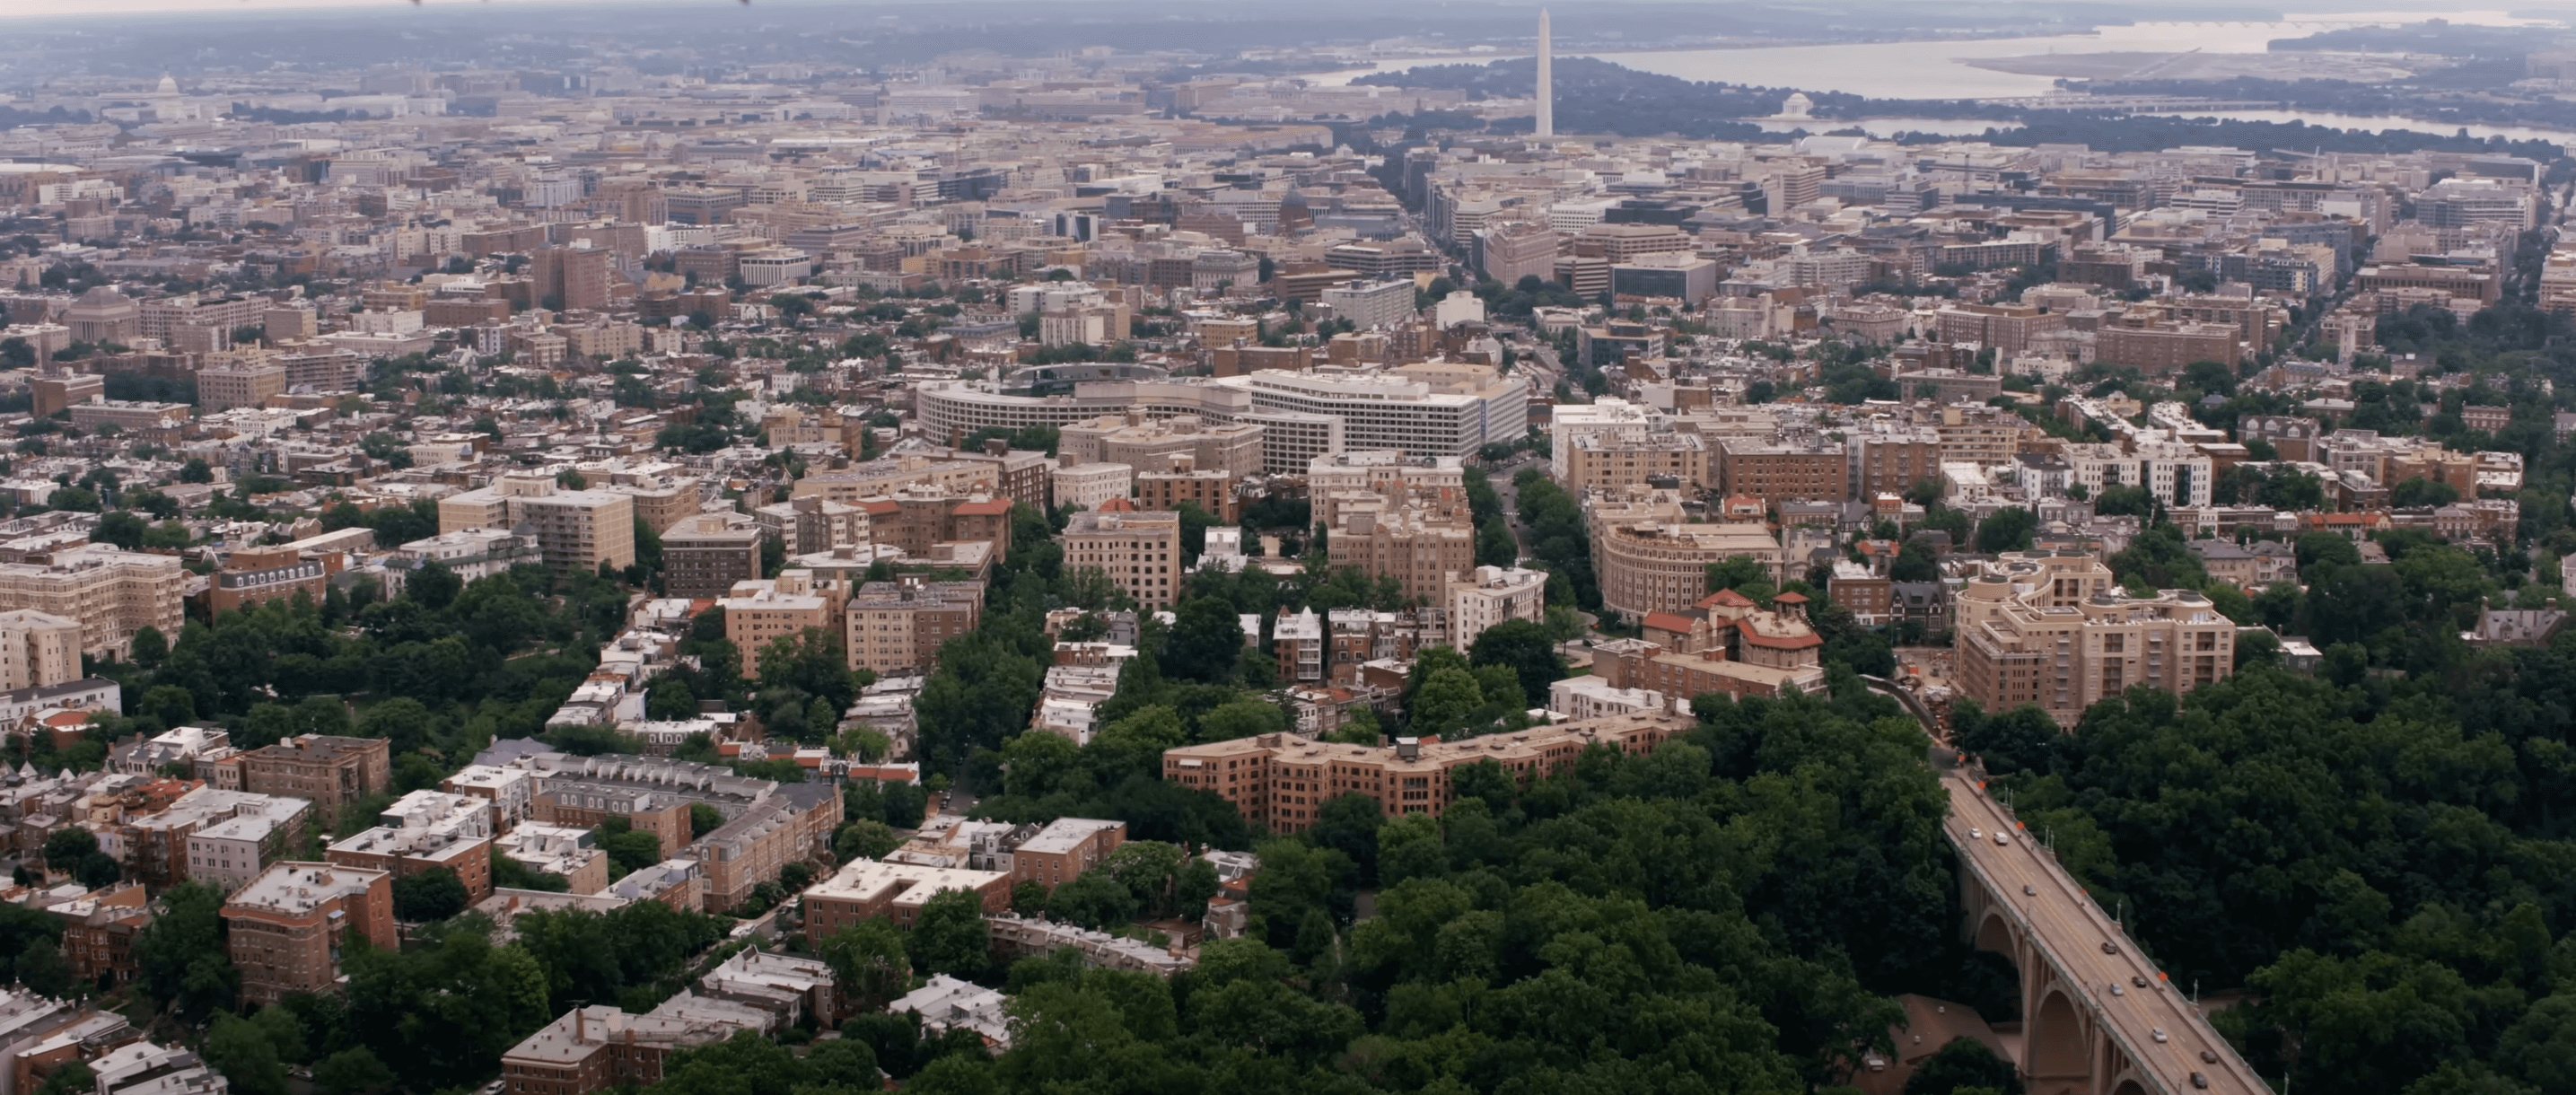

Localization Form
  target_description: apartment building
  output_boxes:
[1715,439,1848,506]
[659,515,765,600]
[1000,818,1126,890]
[223,862,397,1003]
[1591,590,1829,701]
[1165,712,1692,833]
[494,824,611,895]
[1062,509,1182,609]
[1055,463,1135,511]
[437,475,636,573]
[232,735,390,828]
[2096,320,2244,372]
[1327,502,1475,606]
[753,495,869,556]
[0,544,187,660]
[1447,565,1546,651]
[844,579,985,677]
[1594,520,1786,621]
[442,764,536,831]
[325,791,495,905]
[1059,413,1265,479]
[1564,429,1706,493]
[124,785,307,891]
[1134,466,1239,521]
[1953,554,2238,726]
[501,1003,767,1095]
[691,783,837,913]
[718,573,837,676]
[800,859,1013,945]
[194,363,285,412]
[0,611,81,693]
[1845,424,1945,499]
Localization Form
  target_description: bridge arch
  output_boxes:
[2110,1079,2151,1095]
[2028,987,2091,1082]
[1973,910,2015,958]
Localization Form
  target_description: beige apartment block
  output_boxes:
[1165,713,1692,833]
[0,544,186,659]
[845,579,985,677]
[1062,509,1182,609]
[1058,413,1265,480]
[1593,521,1784,622]
[719,573,837,676]
[1954,551,2236,726]
[1327,503,1474,607]
[1564,428,1706,493]
[0,610,82,692]
[438,474,636,572]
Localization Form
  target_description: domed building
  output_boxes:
[1778,92,1813,120]
[65,286,139,346]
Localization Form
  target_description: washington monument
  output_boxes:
[1536,9,1553,139]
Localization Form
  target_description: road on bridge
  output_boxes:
[1943,769,2272,1095]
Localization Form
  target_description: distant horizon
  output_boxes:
[13,0,2576,22]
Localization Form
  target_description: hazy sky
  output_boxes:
[6,0,2574,20]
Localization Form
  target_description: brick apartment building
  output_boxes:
[223,862,397,1003]
[1163,712,1692,834]
[232,735,390,827]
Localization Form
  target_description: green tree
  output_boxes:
[821,918,913,1013]
[390,867,469,922]
[910,889,991,977]
[1904,1037,2022,1095]
[1160,596,1244,684]
[1468,618,1564,712]
[310,1048,395,1095]
[203,1012,290,1095]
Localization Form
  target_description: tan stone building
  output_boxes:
[0,544,187,659]
[437,475,636,573]
[718,573,838,676]
[844,578,985,677]
[1061,508,1182,609]
[1564,428,1706,493]
[1953,551,2236,726]
[0,610,82,692]
[1593,520,1784,622]
[1058,413,1264,480]
[1327,502,1474,606]
[1164,712,1693,833]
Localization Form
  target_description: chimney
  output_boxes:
[575,1009,586,1041]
